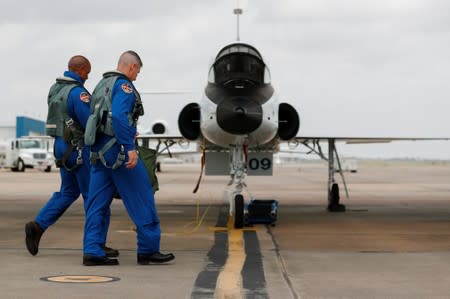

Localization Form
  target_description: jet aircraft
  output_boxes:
[138,9,449,228]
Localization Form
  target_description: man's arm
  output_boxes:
[111,79,138,153]
[67,86,91,128]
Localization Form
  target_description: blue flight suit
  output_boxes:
[83,76,161,257]
[35,71,110,246]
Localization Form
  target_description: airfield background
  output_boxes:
[0,116,45,140]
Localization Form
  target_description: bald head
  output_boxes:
[68,55,91,81]
[117,50,142,81]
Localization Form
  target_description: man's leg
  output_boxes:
[83,166,115,258]
[77,162,117,257]
[26,167,79,255]
[35,167,79,230]
[112,161,174,264]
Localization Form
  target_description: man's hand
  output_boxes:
[126,150,139,169]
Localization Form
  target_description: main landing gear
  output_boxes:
[327,139,346,212]
[328,183,345,212]
[301,138,348,211]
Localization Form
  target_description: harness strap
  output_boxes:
[57,142,83,172]
[57,117,85,172]
[90,138,126,170]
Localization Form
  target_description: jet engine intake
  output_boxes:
[178,103,201,140]
[278,103,300,140]
[151,121,167,134]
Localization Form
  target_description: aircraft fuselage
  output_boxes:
[177,42,300,150]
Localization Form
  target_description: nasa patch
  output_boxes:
[79,92,90,103]
[121,83,133,94]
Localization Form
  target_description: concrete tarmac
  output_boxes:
[0,161,450,298]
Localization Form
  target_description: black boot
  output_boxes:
[137,252,175,265]
[25,221,44,256]
[103,246,120,257]
[83,255,119,266]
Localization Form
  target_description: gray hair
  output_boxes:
[118,50,143,68]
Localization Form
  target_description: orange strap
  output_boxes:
[193,147,206,193]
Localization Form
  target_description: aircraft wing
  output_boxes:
[280,136,450,161]
[136,134,450,153]
[137,134,184,142]
[136,134,198,159]
[294,136,449,144]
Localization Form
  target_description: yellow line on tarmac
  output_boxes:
[215,216,246,299]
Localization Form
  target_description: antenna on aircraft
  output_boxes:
[233,3,243,41]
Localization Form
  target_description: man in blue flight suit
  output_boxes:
[25,56,118,258]
[83,51,174,266]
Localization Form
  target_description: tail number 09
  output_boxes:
[248,158,272,171]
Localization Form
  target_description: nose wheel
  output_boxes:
[234,194,244,228]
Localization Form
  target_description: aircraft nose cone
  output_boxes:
[234,106,246,114]
[217,96,262,134]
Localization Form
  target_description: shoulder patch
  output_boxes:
[121,83,133,94]
[79,92,90,103]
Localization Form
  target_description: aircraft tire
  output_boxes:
[234,194,244,229]
[328,183,346,212]
[330,183,339,205]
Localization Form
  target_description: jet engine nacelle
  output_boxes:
[278,103,300,140]
[150,120,168,135]
[178,102,201,140]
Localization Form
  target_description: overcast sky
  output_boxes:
[1,0,449,158]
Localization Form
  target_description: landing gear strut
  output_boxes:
[226,145,280,227]
[225,146,247,228]
[327,139,346,212]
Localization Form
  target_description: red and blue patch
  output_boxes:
[121,83,133,94]
[79,92,90,103]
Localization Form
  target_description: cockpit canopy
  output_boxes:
[208,43,271,86]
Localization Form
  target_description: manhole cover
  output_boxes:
[41,275,120,283]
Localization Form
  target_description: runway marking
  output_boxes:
[191,206,268,298]
[215,216,246,298]
[242,230,269,298]
[41,275,120,283]
[214,218,268,298]
[191,206,229,298]
[209,226,258,233]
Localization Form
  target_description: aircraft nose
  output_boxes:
[234,106,245,114]
[216,96,262,134]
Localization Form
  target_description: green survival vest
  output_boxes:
[45,77,85,171]
[46,77,81,137]
[84,71,144,146]
[85,71,145,169]
[85,71,158,192]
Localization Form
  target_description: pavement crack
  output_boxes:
[266,225,299,299]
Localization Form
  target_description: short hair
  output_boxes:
[119,50,143,67]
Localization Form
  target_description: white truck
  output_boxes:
[0,136,54,172]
